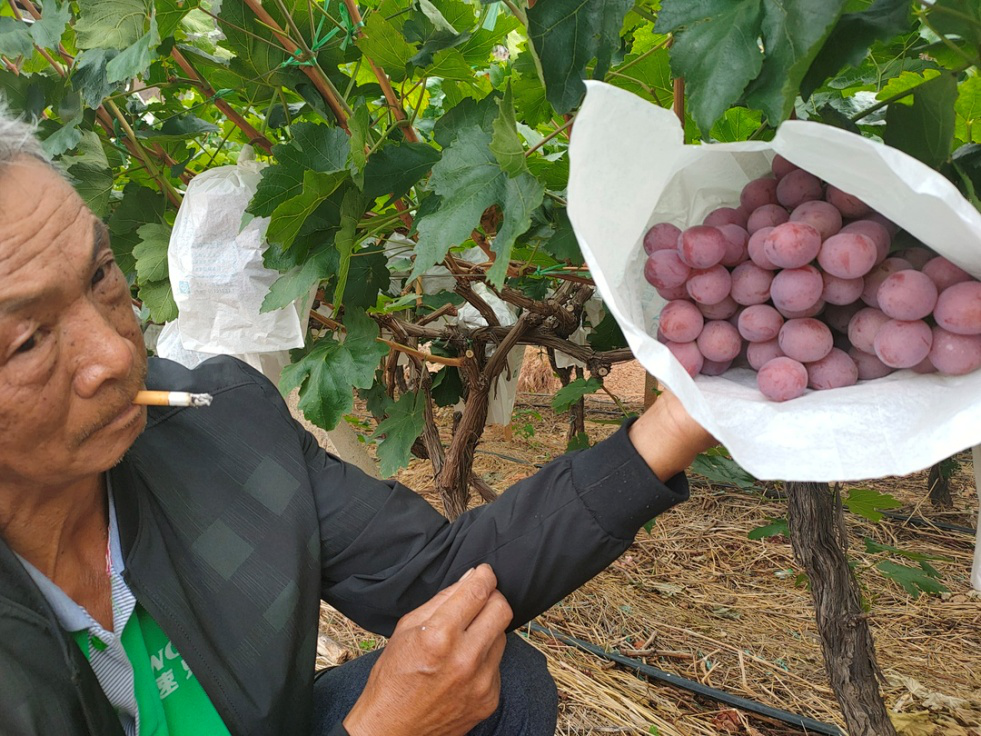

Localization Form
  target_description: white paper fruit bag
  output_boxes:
[568,82,981,482]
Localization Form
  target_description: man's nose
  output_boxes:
[69,300,137,399]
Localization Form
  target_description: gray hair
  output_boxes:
[0,102,49,166]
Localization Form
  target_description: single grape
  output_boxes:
[778,318,833,363]
[747,204,790,234]
[643,222,682,255]
[701,358,733,376]
[703,206,748,229]
[807,348,859,390]
[821,272,865,306]
[867,211,899,236]
[897,247,934,270]
[790,200,842,240]
[847,307,890,354]
[697,320,743,362]
[929,327,981,376]
[849,347,894,380]
[861,257,913,308]
[758,357,809,402]
[665,340,704,377]
[877,270,938,321]
[771,154,798,179]
[659,300,704,343]
[922,256,973,292]
[656,326,668,344]
[698,295,739,320]
[687,264,732,305]
[874,319,933,369]
[933,281,981,336]
[738,304,784,342]
[718,224,750,267]
[763,222,822,269]
[656,283,691,301]
[825,302,863,334]
[645,250,691,289]
[747,339,785,370]
[770,265,823,313]
[730,262,774,306]
[747,227,778,269]
[776,169,823,209]
[778,300,826,320]
[678,225,727,269]
[740,177,779,212]
[817,232,877,279]
[825,185,870,219]
[840,220,890,265]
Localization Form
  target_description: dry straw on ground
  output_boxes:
[304,358,981,736]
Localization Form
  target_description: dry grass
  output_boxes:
[309,360,981,736]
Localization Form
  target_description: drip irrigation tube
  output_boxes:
[528,622,844,736]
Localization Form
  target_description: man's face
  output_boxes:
[0,157,148,489]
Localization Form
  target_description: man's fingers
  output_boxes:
[425,564,498,631]
[464,589,512,644]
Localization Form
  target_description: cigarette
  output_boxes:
[134,391,214,408]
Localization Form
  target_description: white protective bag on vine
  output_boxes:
[568,82,981,484]
[167,146,311,355]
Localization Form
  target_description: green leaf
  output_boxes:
[842,487,903,522]
[748,518,789,540]
[656,0,765,132]
[363,142,441,200]
[801,0,912,99]
[0,18,34,59]
[412,124,544,288]
[709,107,763,142]
[372,390,427,477]
[512,58,552,129]
[345,245,391,310]
[109,182,167,235]
[63,131,113,218]
[427,48,477,82]
[330,188,368,309]
[586,311,626,351]
[744,0,849,125]
[76,0,150,51]
[279,309,389,430]
[876,69,941,105]
[566,431,592,452]
[250,164,305,218]
[138,114,219,141]
[29,1,71,50]
[551,377,603,412]
[527,0,634,115]
[955,75,981,145]
[863,538,951,564]
[105,17,160,83]
[71,49,119,109]
[875,560,947,599]
[361,372,394,419]
[433,93,499,148]
[542,209,584,266]
[41,120,83,159]
[216,0,287,87]
[691,448,757,491]
[133,223,171,283]
[138,279,178,323]
[266,170,349,249]
[348,104,371,177]
[156,0,200,39]
[291,123,351,174]
[884,72,958,169]
[355,12,416,83]
[490,84,527,177]
[261,243,335,314]
[927,0,981,50]
[431,366,464,407]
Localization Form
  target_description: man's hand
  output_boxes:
[342,564,513,736]
[628,386,717,480]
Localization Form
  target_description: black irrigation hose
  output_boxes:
[528,622,844,736]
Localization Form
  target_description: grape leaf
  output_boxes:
[842,487,903,522]
[216,0,287,86]
[875,560,947,598]
[261,242,336,313]
[432,93,500,147]
[748,518,789,540]
[0,18,34,59]
[863,538,951,565]
[291,123,351,174]
[955,75,981,145]
[156,0,200,39]
[744,0,849,125]
[330,188,368,309]
[280,309,389,430]
[884,72,958,169]
[138,114,219,141]
[411,124,544,288]
[371,390,427,477]
[430,366,464,407]
[348,104,372,177]
[655,0,765,133]
[363,142,441,200]
[691,448,757,490]
[490,84,527,177]
[250,164,306,218]
[138,278,178,323]
[41,120,83,158]
[345,245,391,310]
[551,377,602,412]
[71,49,119,109]
[710,107,763,142]
[266,170,349,249]
[512,59,551,129]
[542,209,584,266]
[75,0,150,51]
[132,222,171,283]
[106,17,160,83]
[801,0,912,99]
[586,311,626,351]
[876,69,940,104]
[109,182,167,235]
[527,0,635,114]
[927,0,981,49]
[63,131,113,218]
[566,431,592,451]
[29,1,71,50]
[355,12,416,83]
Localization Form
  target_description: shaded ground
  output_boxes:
[298,359,981,735]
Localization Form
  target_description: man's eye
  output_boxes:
[92,264,108,285]
[15,333,37,354]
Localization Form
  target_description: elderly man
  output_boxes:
[0,112,714,736]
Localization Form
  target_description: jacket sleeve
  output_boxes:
[298,413,689,636]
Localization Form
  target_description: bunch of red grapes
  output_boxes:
[644,156,981,402]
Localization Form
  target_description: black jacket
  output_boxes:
[0,356,688,735]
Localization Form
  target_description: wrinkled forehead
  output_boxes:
[0,157,96,281]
